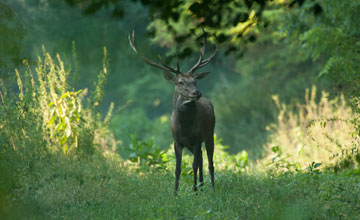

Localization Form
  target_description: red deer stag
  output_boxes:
[129,31,217,195]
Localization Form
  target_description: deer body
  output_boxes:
[171,93,215,193]
[172,90,215,147]
[172,97,214,148]
[129,30,216,195]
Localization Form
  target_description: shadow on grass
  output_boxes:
[2,152,359,220]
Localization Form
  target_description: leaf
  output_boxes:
[63,144,68,154]
[65,117,71,127]
[129,152,137,159]
[65,128,71,137]
[314,163,322,168]
[56,123,64,132]
[48,115,57,126]
[59,92,70,100]
[317,56,338,79]
[130,133,137,148]
[272,146,280,153]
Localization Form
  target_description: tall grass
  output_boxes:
[0,46,115,156]
[259,86,357,172]
[0,47,116,219]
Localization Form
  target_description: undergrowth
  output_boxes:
[1,48,360,219]
[259,86,359,173]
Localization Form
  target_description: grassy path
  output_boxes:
[3,155,360,220]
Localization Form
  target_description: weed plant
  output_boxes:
[259,86,358,173]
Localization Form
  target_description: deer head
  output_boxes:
[128,30,217,102]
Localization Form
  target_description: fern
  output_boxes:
[317,56,339,79]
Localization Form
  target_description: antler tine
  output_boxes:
[196,45,217,69]
[188,38,205,73]
[188,30,217,74]
[158,55,181,74]
[176,54,180,72]
[128,30,180,75]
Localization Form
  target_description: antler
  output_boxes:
[188,31,217,74]
[128,30,181,75]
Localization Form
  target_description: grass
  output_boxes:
[2,48,360,220]
[1,152,359,220]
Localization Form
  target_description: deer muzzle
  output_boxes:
[190,90,202,101]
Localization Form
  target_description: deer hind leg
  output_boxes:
[205,137,215,189]
[174,143,183,196]
[192,145,202,192]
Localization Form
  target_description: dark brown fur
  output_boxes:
[166,72,215,195]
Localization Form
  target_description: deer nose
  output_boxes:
[191,90,201,98]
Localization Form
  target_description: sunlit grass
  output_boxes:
[259,86,356,172]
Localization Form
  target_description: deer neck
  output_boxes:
[173,90,196,125]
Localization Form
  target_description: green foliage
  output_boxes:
[266,145,301,173]
[66,0,272,57]
[283,0,360,147]
[47,90,84,154]
[126,134,168,172]
[91,47,109,109]
[120,134,249,184]
[212,135,249,172]
[0,44,117,219]
[285,0,360,94]
[0,45,116,158]
[306,161,322,174]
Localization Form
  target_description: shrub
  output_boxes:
[125,134,168,172]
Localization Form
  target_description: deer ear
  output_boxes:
[193,72,209,80]
[163,71,176,82]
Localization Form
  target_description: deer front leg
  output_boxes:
[199,146,204,188]
[174,143,182,196]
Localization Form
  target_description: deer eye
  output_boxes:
[178,81,184,85]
